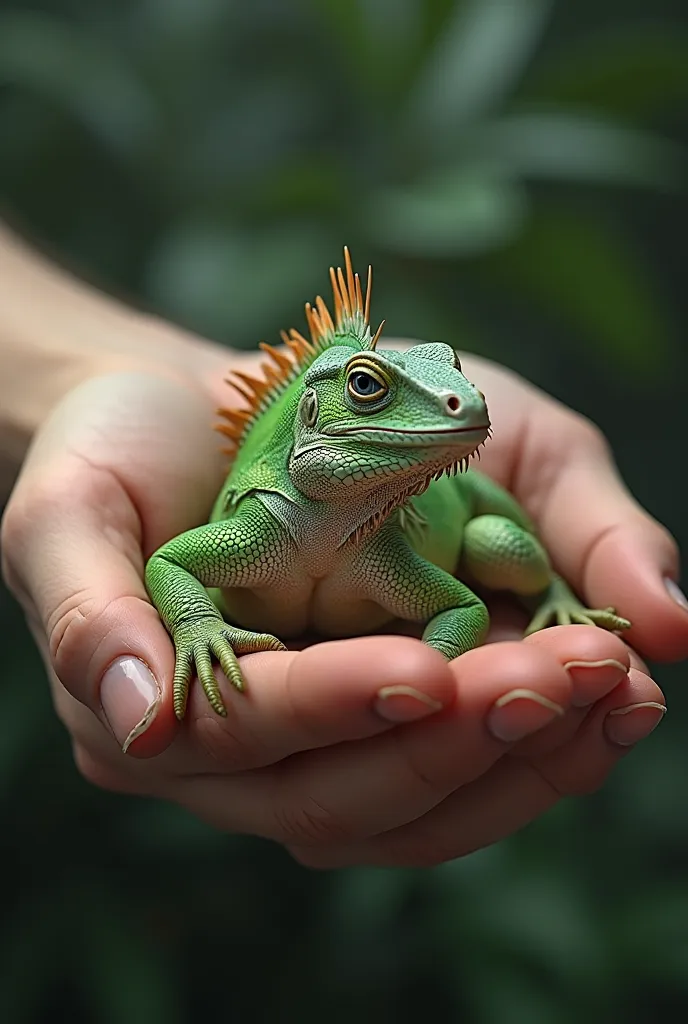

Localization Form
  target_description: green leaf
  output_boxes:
[145,220,335,343]
[406,0,554,149]
[367,167,528,256]
[0,12,158,161]
[464,964,586,1024]
[471,112,686,191]
[481,205,676,374]
[523,29,688,119]
[307,0,425,102]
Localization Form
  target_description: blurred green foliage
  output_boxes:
[1,1,688,1021]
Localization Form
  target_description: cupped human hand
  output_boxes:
[2,339,685,869]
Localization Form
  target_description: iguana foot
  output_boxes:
[172,618,286,719]
[524,577,630,637]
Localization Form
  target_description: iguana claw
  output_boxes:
[525,579,631,637]
[172,618,286,719]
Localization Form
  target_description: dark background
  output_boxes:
[1,1,687,1021]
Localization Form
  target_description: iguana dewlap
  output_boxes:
[145,249,629,718]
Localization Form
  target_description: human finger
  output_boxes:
[170,640,573,839]
[513,407,688,662]
[1,373,227,756]
[59,635,454,790]
[291,664,664,868]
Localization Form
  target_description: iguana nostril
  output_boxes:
[446,395,461,414]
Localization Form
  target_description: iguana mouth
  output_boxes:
[323,424,490,444]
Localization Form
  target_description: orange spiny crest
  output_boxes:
[336,267,352,317]
[364,263,372,324]
[315,294,334,332]
[344,246,356,309]
[304,302,320,343]
[288,328,315,354]
[232,370,271,400]
[259,341,293,375]
[261,363,279,386]
[217,407,251,429]
[355,272,363,312]
[329,267,343,322]
[322,246,373,339]
[215,422,242,441]
[285,335,313,363]
[214,406,252,448]
[218,247,376,456]
[370,319,386,350]
[224,376,254,405]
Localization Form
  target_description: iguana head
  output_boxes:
[289,338,490,504]
[218,248,490,523]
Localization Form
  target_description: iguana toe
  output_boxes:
[172,619,287,718]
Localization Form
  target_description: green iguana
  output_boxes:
[145,249,630,718]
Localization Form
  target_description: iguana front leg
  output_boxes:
[355,527,490,659]
[145,497,290,718]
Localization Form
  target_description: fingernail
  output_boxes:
[563,659,628,707]
[605,702,666,746]
[487,688,565,742]
[375,685,443,723]
[101,657,161,752]
[665,577,688,612]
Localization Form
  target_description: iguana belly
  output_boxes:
[217,477,471,640]
[218,578,395,638]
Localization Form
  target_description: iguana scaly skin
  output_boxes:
[145,249,630,718]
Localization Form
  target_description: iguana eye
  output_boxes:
[299,388,319,427]
[347,366,388,403]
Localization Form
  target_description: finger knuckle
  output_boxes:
[643,515,680,564]
[528,758,599,798]
[272,794,353,847]
[193,713,258,772]
[558,765,606,797]
[47,588,103,680]
[391,730,451,802]
[48,592,146,700]
[570,413,610,458]
[282,662,329,746]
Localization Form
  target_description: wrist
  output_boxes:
[0,225,230,484]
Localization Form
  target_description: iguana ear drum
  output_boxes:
[299,388,319,427]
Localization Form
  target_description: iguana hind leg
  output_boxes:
[461,513,630,637]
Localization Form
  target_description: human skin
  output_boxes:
[1,225,686,868]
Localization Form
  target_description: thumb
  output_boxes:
[1,372,226,756]
[3,464,177,756]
